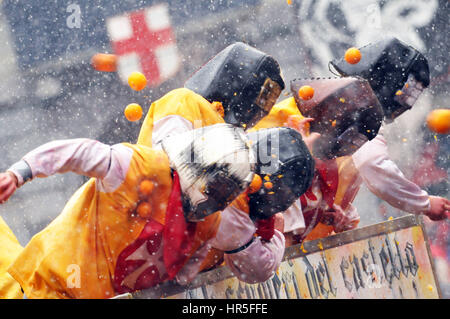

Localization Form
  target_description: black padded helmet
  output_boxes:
[185,42,285,128]
[330,37,430,122]
[245,127,315,220]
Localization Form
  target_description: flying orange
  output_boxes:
[124,103,143,122]
[91,53,117,72]
[128,72,147,91]
[426,109,450,134]
[345,47,362,65]
[298,85,314,100]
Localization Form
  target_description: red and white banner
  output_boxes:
[106,3,181,87]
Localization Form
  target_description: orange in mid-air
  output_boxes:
[298,85,314,100]
[426,109,450,134]
[91,53,117,72]
[128,71,147,91]
[139,180,155,197]
[248,174,262,194]
[124,103,143,122]
[136,202,152,219]
[345,47,362,64]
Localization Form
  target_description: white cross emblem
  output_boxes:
[121,240,166,290]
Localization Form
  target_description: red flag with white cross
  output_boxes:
[106,3,181,87]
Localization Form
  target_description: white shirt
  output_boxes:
[352,130,430,214]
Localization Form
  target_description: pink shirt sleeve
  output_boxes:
[10,138,133,192]
[352,133,430,214]
[223,231,285,284]
[211,206,285,284]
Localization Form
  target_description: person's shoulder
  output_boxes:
[272,96,301,116]
[120,142,151,153]
[161,87,205,102]
[274,96,296,110]
[153,88,210,114]
[120,143,169,164]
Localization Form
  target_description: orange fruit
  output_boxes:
[91,53,117,72]
[128,71,147,91]
[136,202,152,219]
[264,181,273,189]
[248,174,262,194]
[426,109,450,134]
[139,180,154,197]
[345,47,362,64]
[124,103,143,122]
[298,85,314,100]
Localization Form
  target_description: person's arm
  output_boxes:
[210,205,285,284]
[322,203,360,233]
[0,138,133,202]
[352,133,430,213]
[352,133,449,220]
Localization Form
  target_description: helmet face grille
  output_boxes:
[185,42,285,128]
[329,37,429,121]
[290,77,383,159]
[162,124,254,222]
[246,127,315,220]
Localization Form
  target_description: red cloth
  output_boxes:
[113,171,196,293]
[315,158,339,208]
[163,171,197,278]
[255,215,275,241]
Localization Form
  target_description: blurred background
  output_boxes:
[0,0,448,296]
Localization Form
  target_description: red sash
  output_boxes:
[113,171,196,293]
[295,159,339,243]
[314,158,339,208]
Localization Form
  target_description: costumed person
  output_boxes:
[136,41,285,149]
[0,124,313,298]
[177,126,315,284]
[286,36,449,244]
[134,41,291,276]
[250,75,384,243]
[0,215,23,299]
[328,36,449,221]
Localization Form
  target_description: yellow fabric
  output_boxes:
[334,156,362,210]
[137,88,225,147]
[229,192,251,214]
[0,217,23,299]
[9,143,222,299]
[250,97,304,132]
[8,144,173,299]
[137,87,229,277]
